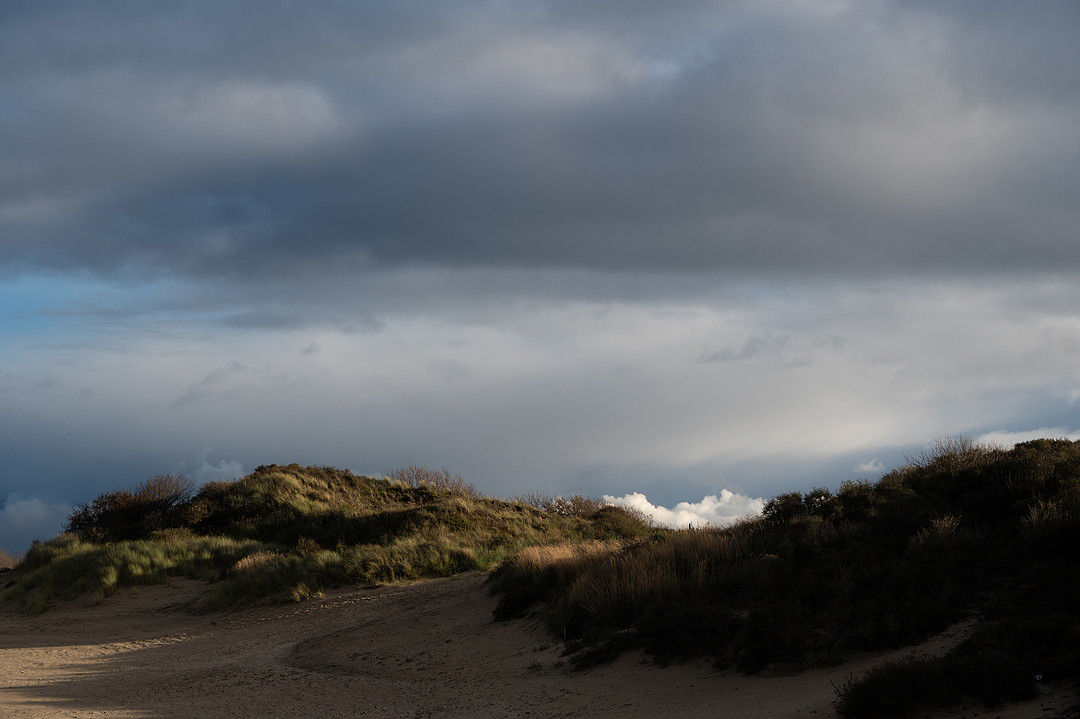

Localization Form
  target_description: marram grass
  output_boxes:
[8,444,1080,718]
[4,463,648,613]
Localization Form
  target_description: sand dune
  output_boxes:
[1,573,1073,718]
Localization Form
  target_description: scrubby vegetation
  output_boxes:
[3,464,650,613]
[5,438,1079,717]
[488,436,1080,717]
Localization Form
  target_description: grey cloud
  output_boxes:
[0,493,73,552]
[2,1,1079,287]
[173,360,253,408]
[701,333,792,364]
[220,311,311,331]
[4,2,1080,552]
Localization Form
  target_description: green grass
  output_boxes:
[4,533,265,613]
[3,463,651,613]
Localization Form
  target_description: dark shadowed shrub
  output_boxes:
[762,491,808,522]
[490,435,1080,711]
[65,474,196,542]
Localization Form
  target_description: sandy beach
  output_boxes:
[1,573,1074,718]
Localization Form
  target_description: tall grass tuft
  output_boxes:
[0,547,22,569]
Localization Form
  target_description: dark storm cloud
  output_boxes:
[2,1,1079,285]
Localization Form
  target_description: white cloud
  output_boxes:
[7,274,1080,500]
[854,458,885,475]
[603,490,765,529]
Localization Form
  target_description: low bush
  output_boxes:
[65,474,196,542]
[490,435,1080,718]
[387,463,479,498]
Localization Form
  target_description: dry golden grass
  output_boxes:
[229,550,282,576]
[0,547,21,569]
[509,540,622,580]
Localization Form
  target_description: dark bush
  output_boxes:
[761,491,807,522]
[64,474,196,542]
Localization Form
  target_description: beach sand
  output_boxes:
[2,573,1074,718]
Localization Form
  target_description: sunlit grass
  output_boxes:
[4,533,265,613]
[4,463,652,613]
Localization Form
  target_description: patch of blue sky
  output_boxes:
[0,273,91,339]
[0,272,217,350]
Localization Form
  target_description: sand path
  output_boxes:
[1,573,1074,718]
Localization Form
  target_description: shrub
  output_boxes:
[763,487,841,523]
[387,463,479,498]
[548,494,605,518]
[900,434,1000,475]
[762,491,808,522]
[65,474,196,542]
[834,651,1038,718]
[489,436,1080,684]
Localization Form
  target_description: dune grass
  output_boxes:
[5,533,266,613]
[3,464,652,613]
[489,437,1080,716]
[6,441,1080,716]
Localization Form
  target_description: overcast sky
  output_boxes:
[3,1,1080,551]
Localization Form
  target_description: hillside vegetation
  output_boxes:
[3,464,652,613]
[489,437,1080,717]
[4,439,1079,717]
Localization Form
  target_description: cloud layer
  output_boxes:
[3,2,1079,282]
[2,2,1080,551]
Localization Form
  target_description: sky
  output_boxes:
[3,1,1080,551]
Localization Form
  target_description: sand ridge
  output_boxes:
[1,573,1074,718]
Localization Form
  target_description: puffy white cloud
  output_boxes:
[603,491,765,529]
